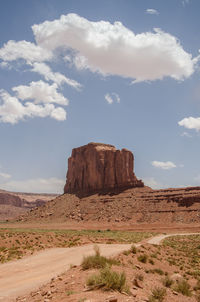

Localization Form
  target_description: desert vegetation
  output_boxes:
[14,234,200,301]
[0,228,153,263]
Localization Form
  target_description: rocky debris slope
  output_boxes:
[64,142,143,195]
[19,186,200,224]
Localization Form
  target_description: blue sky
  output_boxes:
[0,0,200,193]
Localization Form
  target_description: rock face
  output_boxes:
[64,142,144,194]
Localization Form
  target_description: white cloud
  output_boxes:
[13,80,69,106]
[0,172,11,179]
[0,91,26,124]
[0,40,52,63]
[0,61,10,69]
[31,62,82,89]
[105,92,120,104]
[181,131,192,137]
[143,177,163,189]
[50,106,67,121]
[151,160,176,170]
[0,90,66,124]
[146,9,159,15]
[32,13,197,82]
[178,117,200,131]
[0,177,65,194]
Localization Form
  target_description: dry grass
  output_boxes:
[86,264,129,293]
[0,228,154,263]
[81,245,119,270]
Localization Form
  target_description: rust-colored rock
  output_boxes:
[64,142,143,194]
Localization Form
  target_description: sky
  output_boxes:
[0,0,200,193]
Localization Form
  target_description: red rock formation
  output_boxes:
[64,142,144,194]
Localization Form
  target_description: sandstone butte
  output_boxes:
[17,142,200,226]
[64,142,144,195]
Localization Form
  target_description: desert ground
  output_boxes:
[0,224,200,302]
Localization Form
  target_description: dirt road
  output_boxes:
[0,233,199,302]
[146,232,199,245]
[0,244,132,302]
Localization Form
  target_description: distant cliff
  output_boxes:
[0,191,57,221]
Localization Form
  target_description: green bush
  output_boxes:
[174,279,192,297]
[130,245,137,254]
[86,265,129,293]
[149,258,155,265]
[162,276,173,288]
[81,246,118,270]
[149,287,166,302]
[153,268,164,275]
[137,254,148,263]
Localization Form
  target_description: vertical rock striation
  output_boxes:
[64,142,143,195]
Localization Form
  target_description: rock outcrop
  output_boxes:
[64,142,144,195]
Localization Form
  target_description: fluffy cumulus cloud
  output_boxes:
[0,177,65,194]
[13,80,69,105]
[178,117,200,131]
[151,160,176,170]
[0,89,66,124]
[146,9,159,15]
[0,40,52,63]
[31,62,81,89]
[32,13,197,82]
[105,92,120,104]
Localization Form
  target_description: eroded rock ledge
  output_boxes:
[64,142,144,195]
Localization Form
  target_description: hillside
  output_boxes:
[18,186,200,225]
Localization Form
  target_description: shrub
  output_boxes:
[149,258,155,265]
[123,250,130,256]
[81,246,118,270]
[123,244,137,256]
[149,287,166,302]
[153,268,164,275]
[130,245,137,254]
[174,279,192,297]
[162,276,173,288]
[86,265,129,293]
[66,290,75,296]
[137,254,148,263]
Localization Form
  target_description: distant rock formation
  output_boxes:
[64,142,144,195]
[0,191,53,221]
[0,193,23,207]
[0,192,46,209]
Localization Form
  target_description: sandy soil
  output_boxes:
[0,243,132,302]
[1,233,199,302]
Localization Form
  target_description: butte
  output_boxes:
[18,142,200,230]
